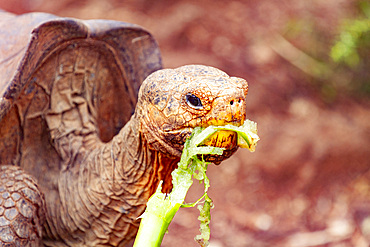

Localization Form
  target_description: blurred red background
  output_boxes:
[1,0,369,246]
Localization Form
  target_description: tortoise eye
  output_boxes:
[186,93,203,109]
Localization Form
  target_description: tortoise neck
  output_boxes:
[112,117,179,194]
[47,117,179,245]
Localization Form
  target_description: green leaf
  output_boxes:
[133,119,259,247]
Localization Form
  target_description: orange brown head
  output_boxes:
[136,65,248,163]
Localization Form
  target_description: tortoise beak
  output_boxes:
[202,129,238,150]
[198,95,246,164]
[199,128,239,165]
[199,129,239,165]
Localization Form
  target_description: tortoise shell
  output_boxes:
[0,11,162,166]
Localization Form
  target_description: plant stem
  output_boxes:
[133,120,259,246]
[133,194,181,247]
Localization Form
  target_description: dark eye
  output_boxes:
[186,93,203,109]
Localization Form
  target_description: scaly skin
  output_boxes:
[42,119,179,246]
[0,65,248,246]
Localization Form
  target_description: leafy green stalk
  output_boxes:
[133,182,182,247]
[133,120,259,247]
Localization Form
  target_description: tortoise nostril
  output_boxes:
[230,100,234,105]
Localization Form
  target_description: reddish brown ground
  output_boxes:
[1,0,369,246]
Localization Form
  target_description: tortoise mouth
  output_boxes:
[199,129,239,165]
[201,129,238,149]
[165,120,243,161]
[199,117,243,150]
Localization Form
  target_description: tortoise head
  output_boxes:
[136,65,248,163]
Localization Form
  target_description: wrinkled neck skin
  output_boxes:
[43,116,179,246]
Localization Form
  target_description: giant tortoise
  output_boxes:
[0,11,249,246]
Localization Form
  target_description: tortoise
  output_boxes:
[0,10,249,246]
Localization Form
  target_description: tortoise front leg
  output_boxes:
[0,165,46,246]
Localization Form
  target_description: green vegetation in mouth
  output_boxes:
[133,119,260,247]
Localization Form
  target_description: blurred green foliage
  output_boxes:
[283,0,370,102]
[330,18,370,67]
[328,1,370,99]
